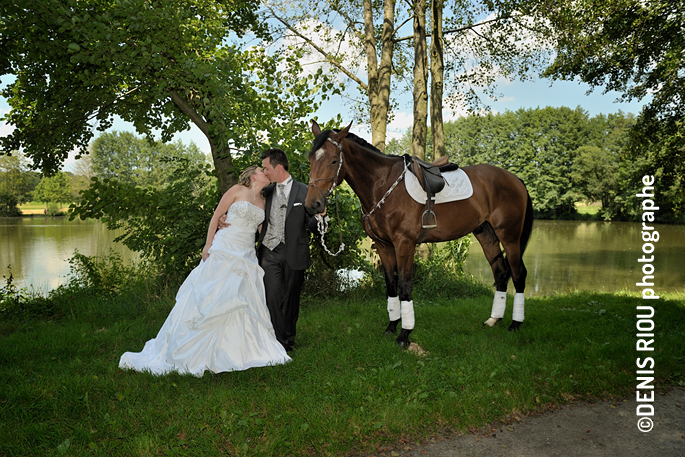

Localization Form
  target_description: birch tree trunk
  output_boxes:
[412,0,428,160]
[430,0,445,159]
[363,0,396,152]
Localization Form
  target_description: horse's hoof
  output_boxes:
[483,317,501,327]
[384,319,400,335]
[508,321,523,331]
[395,339,410,349]
[396,328,412,348]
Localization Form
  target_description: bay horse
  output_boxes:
[305,121,534,348]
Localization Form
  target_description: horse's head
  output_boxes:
[305,120,352,214]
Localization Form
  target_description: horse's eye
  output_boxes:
[331,160,338,165]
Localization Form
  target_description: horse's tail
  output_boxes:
[519,186,534,255]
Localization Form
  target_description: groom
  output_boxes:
[258,148,318,352]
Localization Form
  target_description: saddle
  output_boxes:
[404,154,459,230]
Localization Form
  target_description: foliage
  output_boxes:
[0,268,35,318]
[0,192,21,217]
[570,146,618,219]
[385,128,413,157]
[33,171,73,206]
[66,249,144,296]
[264,0,556,151]
[0,0,262,171]
[0,251,156,321]
[0,0,340,195]
[545,0,685,213]
[303,184,372,297]
[90,131,208,187]
[443,107,588,218]
[422,107,681,221]
[0,152,40,215]
[70,158,219,279]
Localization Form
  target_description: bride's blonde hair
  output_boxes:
[238,165,258,188]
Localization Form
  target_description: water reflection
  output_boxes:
[465,220,685,296]
[1,217,137,291]
[2,217,684,295]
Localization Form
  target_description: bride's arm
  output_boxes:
[202,186,239,261]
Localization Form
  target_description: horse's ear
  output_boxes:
[311,120,321,136]
[331,122,352,142]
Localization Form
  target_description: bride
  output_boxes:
[119,165,291,376]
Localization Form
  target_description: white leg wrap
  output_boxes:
[401,300,415,330]
[513,293,525,322]
[491,291,507,318]
[387,296,401,321]
[484,291,507,327]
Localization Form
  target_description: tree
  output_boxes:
[0,152,38,203]
[571,146,618,213]
[1,0,334,194]
[0,152,39,215]
[72,154,95,181]
[437,107,590,218]
[33,172,72,207]
[545,0,685,191]
[265,0,555,155]
[90,131,207,187]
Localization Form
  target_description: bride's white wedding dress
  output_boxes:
[119,201,291,376]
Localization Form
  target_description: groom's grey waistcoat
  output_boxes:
[257,180,313,270]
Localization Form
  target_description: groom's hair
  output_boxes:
[261,148,289,171]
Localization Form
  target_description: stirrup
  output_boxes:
[421,209,437,228]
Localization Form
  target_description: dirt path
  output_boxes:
[376,388,685,457]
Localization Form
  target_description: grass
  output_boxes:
[17,201,47,214]
[575,201,602,216]
[1,280,684,456]
[16,201,70,215]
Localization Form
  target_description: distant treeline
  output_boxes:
[387,107,683,223]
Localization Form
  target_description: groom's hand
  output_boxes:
[217,214,231,230]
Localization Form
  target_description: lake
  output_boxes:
[0,217,137,292]
[465,220,684,296]
[1,217,683,296]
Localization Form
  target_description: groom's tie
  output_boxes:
[263,183,287,250]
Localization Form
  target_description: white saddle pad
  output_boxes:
[405,168,473,204]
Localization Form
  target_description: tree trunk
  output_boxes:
[364,0,395,152]
[430,0,445,159]
[412,0,428,160]
[211,145,236,195]
[170,89,236,194]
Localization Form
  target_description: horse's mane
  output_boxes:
[309,129,389,158]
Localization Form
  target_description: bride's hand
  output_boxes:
[202,245,210,261]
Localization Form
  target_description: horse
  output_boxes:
[305,121,534,348]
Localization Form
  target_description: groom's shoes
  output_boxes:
[281,341,294,352]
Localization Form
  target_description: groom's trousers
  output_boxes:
[259,243,305,349]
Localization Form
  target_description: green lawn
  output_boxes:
[17,201,46,210]
[2,280,684,456]
[575,201,602,216]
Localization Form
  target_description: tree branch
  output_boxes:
[394,14,511,43]
[169,90,210,138]
[268,9,369,91]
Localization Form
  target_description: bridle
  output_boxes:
[307,134,409,251]
[307,137,344,199]
[308,136,346,256]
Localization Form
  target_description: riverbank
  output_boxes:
[2,276,684,456]
[16,202,69,216]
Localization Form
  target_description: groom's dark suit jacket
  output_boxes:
[257,179,315,270]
